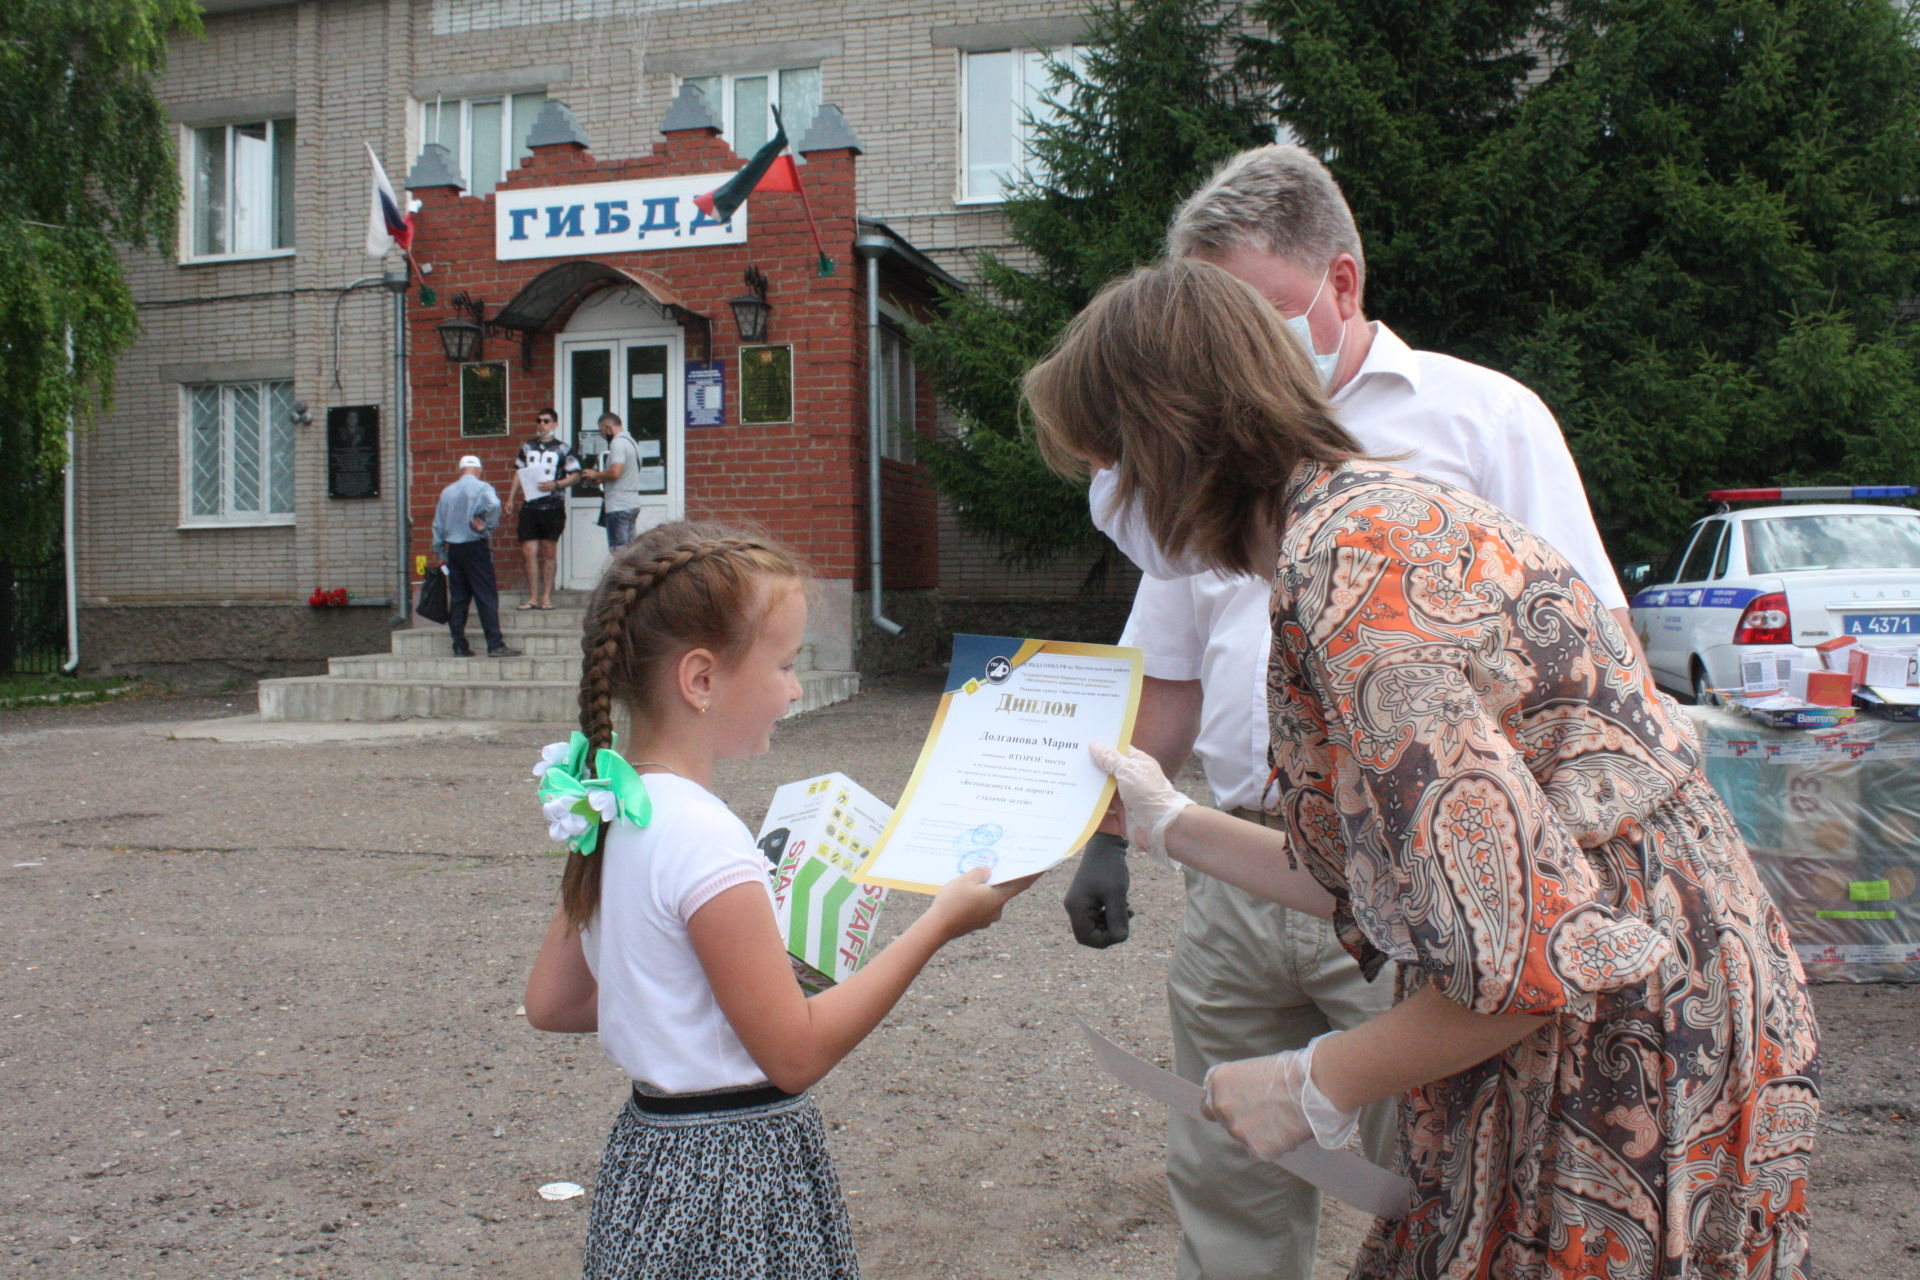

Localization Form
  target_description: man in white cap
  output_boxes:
[431,455,519,658]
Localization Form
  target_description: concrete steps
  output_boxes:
[258,591,858,723]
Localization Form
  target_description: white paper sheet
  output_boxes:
[630,373,665,399]
[637,438,662,460]
[516,456,554,502]
[1076,1018,1413,1220]
[638,465,666,492]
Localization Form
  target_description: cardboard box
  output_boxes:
[1740,647,1804,695]
[1849,647,1912,688]
[1788,667,1854,707]
[757,773,892,992]
[1816,635,1857,671]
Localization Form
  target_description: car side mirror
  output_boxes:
[1620,561,1654,593]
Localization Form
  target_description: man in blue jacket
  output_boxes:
[432,455,520,658]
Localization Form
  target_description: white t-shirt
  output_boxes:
[579,774,774,1093]
[1119,321,1625,810]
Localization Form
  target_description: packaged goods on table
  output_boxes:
[1686,705,1920,982]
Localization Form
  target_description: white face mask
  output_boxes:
[1284,270,1341,388]
[1087,467,1211,580]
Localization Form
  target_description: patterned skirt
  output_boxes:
[582,1090,860,1280]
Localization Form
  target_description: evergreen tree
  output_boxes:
[911,0,1272,567]
[1248,0,1920,561]
[0,0,200,561]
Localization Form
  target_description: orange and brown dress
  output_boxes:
[1267,460,1819,1280]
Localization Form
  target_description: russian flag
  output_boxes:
[365,143,413,257]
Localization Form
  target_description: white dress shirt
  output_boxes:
[1118,321,1624,810]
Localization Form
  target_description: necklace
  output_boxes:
[628,760,682,777]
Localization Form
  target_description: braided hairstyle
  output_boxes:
[562,521,805,929]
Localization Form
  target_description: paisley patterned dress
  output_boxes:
[1266,460,1819,1280]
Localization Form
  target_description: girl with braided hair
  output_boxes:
[523,521,1028,1280]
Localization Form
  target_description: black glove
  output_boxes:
[1063,830,1133,948]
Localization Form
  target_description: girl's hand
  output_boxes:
[1089,742,1194,857]
[925,867,1035,940]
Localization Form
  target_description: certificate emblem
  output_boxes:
[984,655,1013,684]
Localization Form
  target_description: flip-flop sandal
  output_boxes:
[535,604,557,611]
[516,602,538,611]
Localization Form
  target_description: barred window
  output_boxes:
[184,381,296,524]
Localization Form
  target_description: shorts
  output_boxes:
[517,502,565,542]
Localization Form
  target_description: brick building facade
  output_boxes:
[79,0,1139,685]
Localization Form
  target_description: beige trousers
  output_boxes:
[1166,824,1398,1280]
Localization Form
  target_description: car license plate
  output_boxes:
[1843,613,1920,636]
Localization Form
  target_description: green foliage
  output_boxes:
[0,0,199,561]
[911,0,1272,567]
[1248,0,1920,562]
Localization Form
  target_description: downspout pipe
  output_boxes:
[853,233,904,637]
[382,267,411,626]
[61,329,79,673]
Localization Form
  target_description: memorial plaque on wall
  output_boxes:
[461,361,509,437]
[739,345,793,425]
[327,405,380,499]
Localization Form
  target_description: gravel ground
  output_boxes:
[0,677,1913,1279]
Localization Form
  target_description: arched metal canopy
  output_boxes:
[489,261,711,362]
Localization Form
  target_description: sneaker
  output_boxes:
[450,642,474,657]
[486,645,523,658]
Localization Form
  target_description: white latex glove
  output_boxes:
[1201,1031,1358,1161]
[1088,741,1194,859]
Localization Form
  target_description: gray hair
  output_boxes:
[1166,144,1365,286]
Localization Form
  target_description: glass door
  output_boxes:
[557,332,683,590]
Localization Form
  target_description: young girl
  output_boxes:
[524,521,1026,1280]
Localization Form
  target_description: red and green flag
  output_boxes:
[694,121,800,223]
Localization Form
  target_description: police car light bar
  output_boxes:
[1707,485,1919,502]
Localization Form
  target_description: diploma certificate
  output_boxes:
[852,635,1142,893]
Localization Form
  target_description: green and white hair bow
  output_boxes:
[533,731,652,855]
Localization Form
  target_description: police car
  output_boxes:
[1623,486,1920,704]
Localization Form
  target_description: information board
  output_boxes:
[686,360,725,427]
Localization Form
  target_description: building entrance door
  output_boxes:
[555,328,684,590]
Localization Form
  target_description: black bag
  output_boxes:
[416,566,450,624]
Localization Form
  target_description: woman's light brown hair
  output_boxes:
[562,521,805,930]
[1023,258,1360,577]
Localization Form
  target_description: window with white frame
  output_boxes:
[679,67,821,158]
[877,310,916,464]
[188,119,295,259]
[420,92,547,196]
[183,381,296,524]
[960,45,1085,203]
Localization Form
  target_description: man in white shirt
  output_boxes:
[1065,145,1632,1280]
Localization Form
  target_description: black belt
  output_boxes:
[630,1083,797,1115]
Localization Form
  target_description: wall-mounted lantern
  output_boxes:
[728,267,772,343]
[435,291,488,363]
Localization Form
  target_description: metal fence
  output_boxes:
[0,557,67,676]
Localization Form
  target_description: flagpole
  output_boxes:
[773,107,833,276]
[792,176,834,277]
